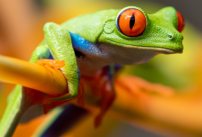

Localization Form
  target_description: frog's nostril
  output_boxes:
[168,34,173,39]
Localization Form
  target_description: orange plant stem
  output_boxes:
[0,55,67,95]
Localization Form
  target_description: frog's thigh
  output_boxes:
[43,22,80,99]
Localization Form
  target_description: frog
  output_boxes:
[0,6,184,136]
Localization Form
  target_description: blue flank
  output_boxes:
[48,31,96,58]
[69,32,101,55]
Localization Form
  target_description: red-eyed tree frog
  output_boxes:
[0,6,184,136]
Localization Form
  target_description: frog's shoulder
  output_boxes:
[61,9,119,43]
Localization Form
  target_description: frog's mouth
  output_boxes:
[106,40,183,54]
[124,45,183,54]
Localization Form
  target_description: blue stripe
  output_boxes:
[69,32,101,55]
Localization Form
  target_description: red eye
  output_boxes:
[176,11,185,33]
[117,8,147,37]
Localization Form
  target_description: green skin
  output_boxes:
[0,6,183,136]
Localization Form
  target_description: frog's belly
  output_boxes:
[74,42,161,76]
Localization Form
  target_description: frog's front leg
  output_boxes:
[95,75,116,127]
[42,22,80,102]
[84,66,116,127]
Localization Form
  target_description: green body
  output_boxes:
[0,6,183,136]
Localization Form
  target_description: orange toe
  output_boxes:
[36,59,65,69]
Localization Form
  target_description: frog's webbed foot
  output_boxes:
[36,59,84,113]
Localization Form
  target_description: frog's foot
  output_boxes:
[36,58,84,113]
[36,58,67,105]
[36,59,65,69]
[94,76,116,128]
[42,81,85,114]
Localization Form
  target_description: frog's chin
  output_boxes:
[129,54,156,65]
[114,48,159,65]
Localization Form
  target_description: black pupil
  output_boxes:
[130,14,135,29]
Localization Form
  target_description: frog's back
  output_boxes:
[61,9,119,43]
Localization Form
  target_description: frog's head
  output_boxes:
[98,6,184,64]
[99,6,184,53]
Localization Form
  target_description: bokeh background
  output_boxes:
[0,0,202,136]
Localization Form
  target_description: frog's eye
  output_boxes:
[116,8,147,37]
[176,11,185,33]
